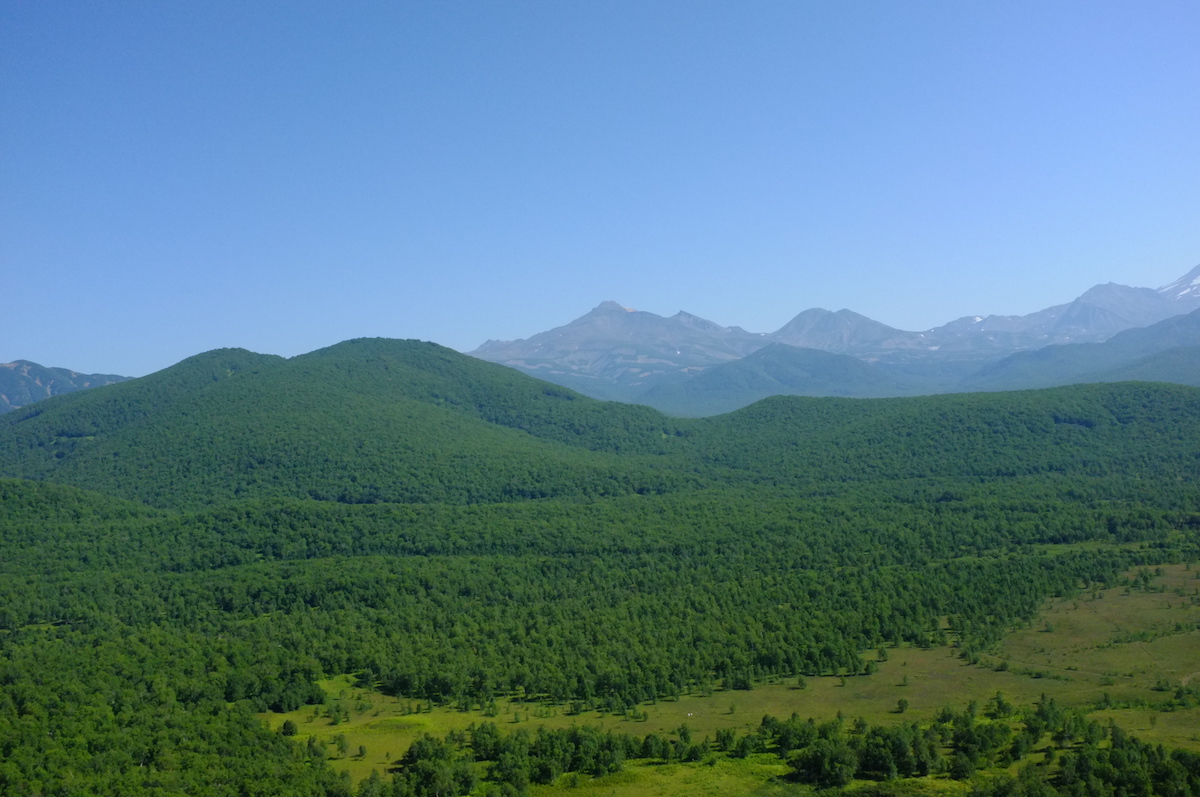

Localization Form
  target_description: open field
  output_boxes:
[261,563,1200,792]
[995,562,1200,692]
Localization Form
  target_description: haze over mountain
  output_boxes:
[0,360,131,413]
[965,308,1200,391]
[470,263,1200,414]
[6,264,1199,420]
[637,344,925,417]
[471,301,768,394]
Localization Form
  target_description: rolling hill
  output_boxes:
[0,339,683,508]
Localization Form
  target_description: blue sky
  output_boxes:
[3,1,1198,376]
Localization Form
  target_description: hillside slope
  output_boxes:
[689,382,1200,486]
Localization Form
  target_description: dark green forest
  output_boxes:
[2,339,1199,795]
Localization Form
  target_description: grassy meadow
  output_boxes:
[262,562,1200,793]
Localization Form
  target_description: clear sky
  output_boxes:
[3,1,1198,376]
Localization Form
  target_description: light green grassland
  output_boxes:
[995,562,1200,690]
[261,564,1200,792]
[993,562,1200,752]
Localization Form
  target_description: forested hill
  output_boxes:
[2,338,1200,509]
[0,339,685,508]
[690,382,1200,484]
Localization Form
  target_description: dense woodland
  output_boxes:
[2,339,1199,795]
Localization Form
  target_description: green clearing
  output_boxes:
[265,563,1200,793]
[994,562,1200,690]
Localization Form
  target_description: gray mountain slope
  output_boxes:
[770,308,925,355]
[1076,346,1200,387]
[964,308,1200,390]
[1157,262,1200,303]
[921,281,1197,358]
[471,301,770,388]
[635,343,925,416]
[0,360,131,413]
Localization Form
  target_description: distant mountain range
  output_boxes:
[471,263,1200,414]
[964,310,1200,391]
[7,264,1200,419]
[0,360,131,413]
[636,344,925,417]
